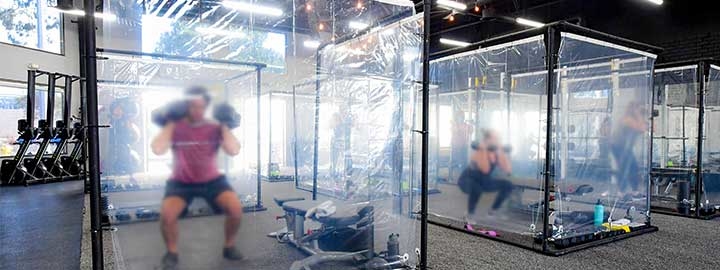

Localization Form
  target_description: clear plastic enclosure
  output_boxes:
[97,0,421,269]
[703,65,720,212]
[427,30,657,252]
[554,33,655,246]
[427,35,549,244]
[653,66,699,168]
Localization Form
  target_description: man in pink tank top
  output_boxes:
[151,87,243,269]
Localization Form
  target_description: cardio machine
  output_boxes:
[0,70,56,185]
[42,75,81,178]
[272,197,411,270]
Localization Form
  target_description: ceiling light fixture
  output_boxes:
[440,38,471,47]
[221,1,284,17]
[437,0,467,10]
[515,17,545,28]
[373,0,414,7]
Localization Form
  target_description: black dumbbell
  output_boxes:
[151,100,189,126]
[213,103,241,129]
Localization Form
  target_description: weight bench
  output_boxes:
[280,200,393,270]
[267,196,306,237]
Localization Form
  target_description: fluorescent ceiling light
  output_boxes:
[303,40,321,49]
[646,0,663,5]
[373,0,414,7]
[349,21,370,30]
[221,1,284,17]
[195,27,245,38]
[437,0,467,10]
[48,7,116,21]
[440,38,471,47]
[515,17,545,28]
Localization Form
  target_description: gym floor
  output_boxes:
[2,180,719,270]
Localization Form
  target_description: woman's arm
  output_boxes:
[220,125,241,156]
[151,123,175,155]
[471,145,492,174]
[496,150,513,174]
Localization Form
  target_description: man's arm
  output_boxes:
[151,123,175,155]
[220,125,241,156]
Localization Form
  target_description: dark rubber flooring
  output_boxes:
[0,181,85,270]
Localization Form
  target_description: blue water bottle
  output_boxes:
[594,199,604,228]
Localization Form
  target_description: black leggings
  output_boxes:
[462,170,514,215]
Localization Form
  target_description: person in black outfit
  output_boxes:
[459,130,514,224]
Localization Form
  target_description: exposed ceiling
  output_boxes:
[103,0,719,60]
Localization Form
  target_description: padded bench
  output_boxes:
[282,200,373,232]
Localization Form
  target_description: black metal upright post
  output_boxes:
[292,85,300,188]
[82,0,103,268]
[27,70,36,128]
[268,92,273,178]
[64,75,74,125]
[542,26,559,253]
[695,62,707,217]
[312,51,321,201]
[256,68,263,209]
[420,1,431,268]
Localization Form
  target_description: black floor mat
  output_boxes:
[0,181,85,270]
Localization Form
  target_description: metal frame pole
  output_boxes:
[27,70,36,128]
[542,26,559,253]
[256,68,263,209]
[83,0,103,268]
[268,92,273,178]
[292,85,300,188]
[420,1,432,268]
[312,51,321,201]
[695,62,707,217]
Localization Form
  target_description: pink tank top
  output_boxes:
[170,120,222,184]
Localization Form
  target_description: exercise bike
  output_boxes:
[272,198,411,270]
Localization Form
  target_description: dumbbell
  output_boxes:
[151,100,189,126]
[213,103,241,129]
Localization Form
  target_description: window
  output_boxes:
[0,0,63,54]
[141,14,286,72]
[0,82,64,156]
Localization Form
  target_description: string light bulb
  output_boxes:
[474,5,481,13]
[306,3,312,11]
[318,23,325,30]
[448,14,455,22]
[357,1,363,9]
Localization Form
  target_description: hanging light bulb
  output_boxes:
[474,5,481,13]
[357,1,364,9]
[448,14,455,22]
[318,23,325,30]
[306,2,313,11]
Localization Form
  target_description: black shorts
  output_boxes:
[164,175,234,213]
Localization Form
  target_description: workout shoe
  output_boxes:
[161,252,178,270]
[223,247,245,261]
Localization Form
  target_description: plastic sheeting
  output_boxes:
[298,13,423,263]
[653,66,699,168]
[428,35,548,238]
[426,31,656,251]
[703,65,720,209]
[554,33,655,244]
[96,0,420,269]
